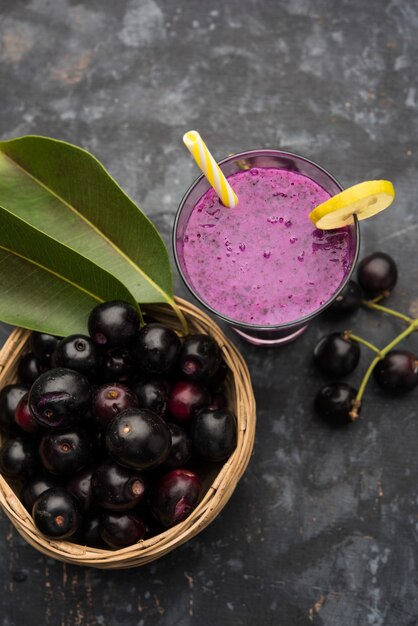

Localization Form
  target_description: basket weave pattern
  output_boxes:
[0,297,256,569]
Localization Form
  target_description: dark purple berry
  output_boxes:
[132,377,170,417]
[39,428,92,475]
[328,280,362,315]
[15,392,41,434]
[91,461,147,511]
[77,516,105,548]
[313,333,360,377]
[178,334,221,381]
[314,383,358,427]
[92,383,138,428]
[88,300,140,348]
[373,350,418,394]
[33,488,81,539]
[164,423,192,468]
[0,384,29,434]
[357,251,398,295]
[67,467,95,513]
[99,511,146,548]
[191,409,237,461]
[168,381,211,426]
[0,436,39,478]
[134,323,181,374]
[29,368,91,429]
[106,408,171,470]
[208,393,227,411]
[22,473,61,512]
[52,335,100,379]
[151,469,201,528]
[100,348,134,383]
[30,332,60,367]
[18,353,43,385]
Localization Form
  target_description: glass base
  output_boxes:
[232,324,309,346]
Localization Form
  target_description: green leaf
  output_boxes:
[0,206,141,335]
[0,135,174,307]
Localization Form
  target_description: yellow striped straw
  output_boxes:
[183,130,239,208]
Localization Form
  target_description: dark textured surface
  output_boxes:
[1,1,418,624]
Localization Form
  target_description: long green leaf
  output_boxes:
[0,135,173,308]
[0,206,141,335]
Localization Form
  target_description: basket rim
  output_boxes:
[0,296,256,568]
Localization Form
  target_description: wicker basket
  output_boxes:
[0,297,256,569]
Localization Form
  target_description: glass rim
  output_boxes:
[173,148,361,331]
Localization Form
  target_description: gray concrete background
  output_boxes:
[1,1,418,624]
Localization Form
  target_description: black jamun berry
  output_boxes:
[21,473,61,512]
[88,300,140,348]
[91,461,147,511]
[168,381,211,426]
[178,334,222,381]
[67,467,95,514]
[313,333,360,378]
[92,383,138,428]
[0,436,39,478]
[373,350,418,394]
[99,511,146,548]
[15,392,41,434]
[32,488,81,539]
[39,428,92,475]
[327,280,362,315]
[106,408,171,471]
[314,383,358,427]
[18,353,43,385]
[77,516,105,548]
[100,348,135,383]
[52,335,100,379]
[191,409,237,461]
[0,384,29,434]
[134,323,181,374]
[151,469,201,528]
[164,423,192,468]
[30,332,60,367]
[357,251,398,295]
[132,377,170,418]
[29,368,91,429]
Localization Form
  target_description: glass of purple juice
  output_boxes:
[173,149,360,346]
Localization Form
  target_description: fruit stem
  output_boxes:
[362,300,413,324]
[345,332,381,355]
[352,318,418,418]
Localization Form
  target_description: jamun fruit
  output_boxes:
[373,350,418,394]
[39,428,92,475]
[29,368,91,429]
[178,334,221,381]
[32,488,81,539]
[151,469,201,528]
[134,324,181,374]
[106,408,171,471]
[313,333,360,378]
[191,409,237,461]
[91,460,147,511]
[88,300,140,348]
[314,383,358,427]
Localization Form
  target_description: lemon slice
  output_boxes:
[309,180,395,230]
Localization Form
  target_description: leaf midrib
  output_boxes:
[0,149,171,305]
[0,244,103,304]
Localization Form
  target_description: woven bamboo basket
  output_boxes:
[0,297,256,569]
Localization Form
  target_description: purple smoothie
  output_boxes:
[180,167,354,326]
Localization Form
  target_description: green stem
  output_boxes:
[362,300,413,323]
[345,332,381,355]
[350,318,418,419]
